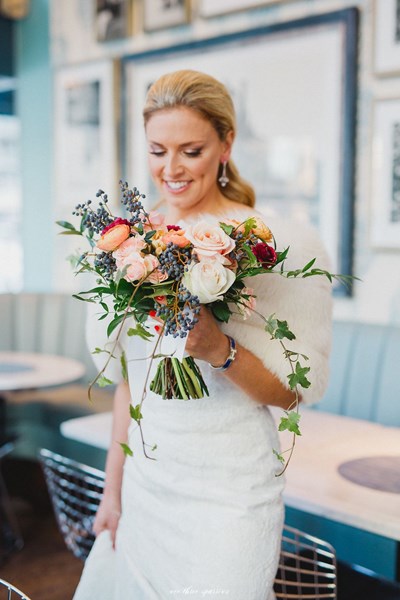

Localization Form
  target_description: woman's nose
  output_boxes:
[163,153,183,177]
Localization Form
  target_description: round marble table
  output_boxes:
[0,352,86,392]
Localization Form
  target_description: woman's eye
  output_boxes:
[184,149,202,157]
[149,150,166,157]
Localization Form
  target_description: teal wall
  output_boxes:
[16,0,52,291]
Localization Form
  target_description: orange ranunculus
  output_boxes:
[252,217,273,242]
[161,229,190,248]
[97,221,131,251]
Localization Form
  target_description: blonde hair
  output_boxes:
[143,69,255,208]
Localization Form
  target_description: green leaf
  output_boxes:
[56,220,77,231]
[144,230,156,243]
[278,410,302,436]
[107,313,126,337]
[275,246,290,265]
[244,217,256,236]
[219,222,234,236]
[211,301,232,323]
[127,323,154,340]
[97,375,114,387]
[273,449,285,464]
[91,347,111,355]
[302,257,317,272]
[264,315,278,337]
[100,301,109,313]
[120,351,128,381]
[58,230,83,236]
[129,404,143,423]
[287,361,311,390]
[72,294,96,303]
[242,243,257,264]
[275,320,296,341]
[151,444,158,452]
[119,442,133,457]
[237,266,270,279]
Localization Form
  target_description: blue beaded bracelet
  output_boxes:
[210,336,237,371]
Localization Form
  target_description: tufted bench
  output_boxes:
[315,320,400,425]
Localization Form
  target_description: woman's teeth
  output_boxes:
[165,181,189,190]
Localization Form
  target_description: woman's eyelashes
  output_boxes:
[149,148,203,157]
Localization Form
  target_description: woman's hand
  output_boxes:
[185,306,230,367]
[93,491,121,549]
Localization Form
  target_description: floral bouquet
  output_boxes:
[58,180,349,472]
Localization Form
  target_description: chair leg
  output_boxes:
[0,465,24,562]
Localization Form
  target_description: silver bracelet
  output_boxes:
[209,336,237,371]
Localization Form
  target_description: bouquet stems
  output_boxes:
[150,356,209,400]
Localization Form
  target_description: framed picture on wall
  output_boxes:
[143,0,190,32]
[95,0,132,42]
[374,0,400,76]
[371,98,400,248]
[54,60,119,290]
[122,8,358,295]
[199,0,279,18]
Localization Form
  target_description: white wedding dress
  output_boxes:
[73,210,332,600]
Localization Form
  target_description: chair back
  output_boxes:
[0,578,31,599]
[39,448,105,561]
[274,525,337,599]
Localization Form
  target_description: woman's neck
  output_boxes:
[164,197,247,224]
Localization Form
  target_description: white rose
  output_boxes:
[183,258,236,304]
[185,221,236,258]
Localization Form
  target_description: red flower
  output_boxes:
[166,224,181,231]
[251,243,277,268]
[101,218,131,236]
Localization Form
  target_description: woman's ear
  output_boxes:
[220,130,235,162]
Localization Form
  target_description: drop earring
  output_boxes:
[218,161,229,187]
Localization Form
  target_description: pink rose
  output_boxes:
[240,287,257,319]
[162,229,190,248]
[112,236,146,263]
[185,222,236,258]
[96,219,131,251]
[144,254,168,284]
[143,210,165,232]
[123,253,147,282]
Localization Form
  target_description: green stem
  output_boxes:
[171,358,189,399]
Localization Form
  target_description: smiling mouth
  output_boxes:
[164,180,192,191]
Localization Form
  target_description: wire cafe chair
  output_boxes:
[0,578,31,600]
[274,524,337,599]
[39,448,105,561]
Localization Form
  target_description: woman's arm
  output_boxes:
[93,380,131,547]
[185,308,296,410]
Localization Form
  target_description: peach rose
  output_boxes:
[96,221,130,251]
[161,229,190,248]
[185,222,235,258]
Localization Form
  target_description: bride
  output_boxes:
[73,69,332,599]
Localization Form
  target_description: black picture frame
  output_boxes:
[121,8,359,296]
